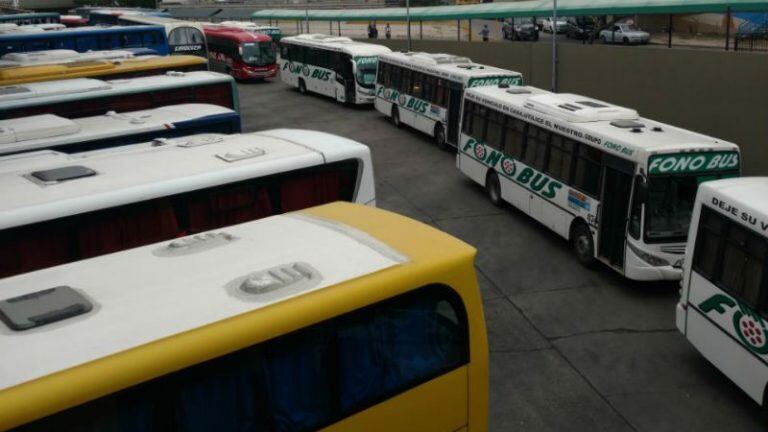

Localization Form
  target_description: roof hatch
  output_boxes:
[30,165,96,184]
[0,286,93,331]
[0,114,79,145]
[525,93,639,123]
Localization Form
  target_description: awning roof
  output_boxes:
[251,0,768,21]
[167,7,221,19]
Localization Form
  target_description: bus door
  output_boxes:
[598,155,635,268]
[337,54,355,103]
[447,82,463,144]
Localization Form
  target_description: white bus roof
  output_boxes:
[379,51,522,85]
[0,103,236,155]
[466,85,738,163]
[0,129,371,230]
[0,49,138,67]
[697,177,768,227]
[219,21,279,31]
[280,34,391,57]
[0,71,233,109]
[0,209,406,391]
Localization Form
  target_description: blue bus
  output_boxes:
[0,13,60,25]
[0,25,169,56]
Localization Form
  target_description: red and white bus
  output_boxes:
[203,25,277,80]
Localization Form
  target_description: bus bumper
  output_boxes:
[624,248,683,281]
[236,66,277,80]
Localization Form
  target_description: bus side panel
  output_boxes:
[278,59,297,88]
[686,272,768,404]
[374,94,393,119]
[324,367,468,432]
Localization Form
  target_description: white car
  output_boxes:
[600,24,650,44]
[542,18,567,34]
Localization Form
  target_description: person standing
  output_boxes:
[385,23,392,39]
[479,24,490,42]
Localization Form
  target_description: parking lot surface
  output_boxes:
[239,80,764,431]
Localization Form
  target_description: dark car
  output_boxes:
[565,17,596,40]
[503,22,539,41]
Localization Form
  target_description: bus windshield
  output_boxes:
[646,173,736,242]
[355,56,378,88]
[241,42,275,66]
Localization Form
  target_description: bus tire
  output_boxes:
[485,171,502,207]
[298,79,307,95]
[572,222,596,267]
[391,106,401,128]
[434,123,448,150]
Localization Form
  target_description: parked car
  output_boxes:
[599,24,650,45]
[503,22,539,41]
[542,17,567,34]
[565,17,596,40]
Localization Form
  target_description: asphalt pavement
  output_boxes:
[238,79,765,431]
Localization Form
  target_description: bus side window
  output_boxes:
[389,64,401,90]
[502,117,526,159]
[485,109,504,150]
[122,33,142,48]
[628,176,644,239]
[468,103,486,141]
[376,62,387,85]
[461,100,474,135]
[400,68,411,96]
[546,134,576,184]
[523,125,549,170]
[410,71,423,99]
[573,144,603,198]
[693,207,724,280]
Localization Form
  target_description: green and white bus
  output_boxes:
[457,85,740,281]
[375,52,522,149]
[278,34,390,105]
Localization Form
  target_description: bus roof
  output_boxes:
[1,49,139,67]
[698,177,768,224]
[0,55,206,85]
[204,25,272,43]
[0,71,233,109]
[0,24,165,41]
[379,51,522,85]
[0,129,371,230]
[281,33,391,57]
[466,85,738,162]
[219,21,280,32]
[0,103,236,155]
[0,201,477,422]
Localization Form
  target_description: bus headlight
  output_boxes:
[628,242,670,267]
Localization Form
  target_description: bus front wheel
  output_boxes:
[298,79,307,95]
[572,223,596,267]
[485,171,502,207]
[391,107,401,127]
[434,123,448,150]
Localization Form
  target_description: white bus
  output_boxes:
[375,52,523,149]
[677,177,768,406]
[0,129,375,279]
[0,103,240,156]
[0,71,239,120]
[457,85,740,280]
[118,15,208,58]
[0,49,139,68]
[278,34,391,105]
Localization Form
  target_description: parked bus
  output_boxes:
[0,71,238,120]
[204,25,276,80]
[119,15,207,58]
[0,201,487,432]
[0,103,240,156]
[279,34,391,105]
[0,25,169,56]
[375,52,523,149]
[219,20,282,42]
[457,85,740,280]
[676,177,768,407]
[0,12,60,25]
[0,54,207,86]
[0,129,374,278]
[86,9,172,25]
[0,23,66,34]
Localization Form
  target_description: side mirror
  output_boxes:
[636,175,649,204]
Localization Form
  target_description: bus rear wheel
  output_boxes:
[485,171,502,207]
[572,223,596,267]
[298,79,307,95]
[434,123,448,150]
[391,106,401,127]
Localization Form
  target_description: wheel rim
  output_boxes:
[436,128,445,146]
[576,234,591,257]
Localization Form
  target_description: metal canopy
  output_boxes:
[215,8,258,20]
[251,0,768,21]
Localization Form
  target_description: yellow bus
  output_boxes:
[0,54,207,86]
[0,202,488,431]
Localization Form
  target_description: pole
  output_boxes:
[420,20,423,40]
[338,21,341,36]
[457,20,460,41]
[667,14,673,48]
[551,0,558,92]
[330,21,332,34]
[305,9,309,34]
[296,21,299,34]
[469,19,472,42]
[406,0,412,51]
[725,6,731,51]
